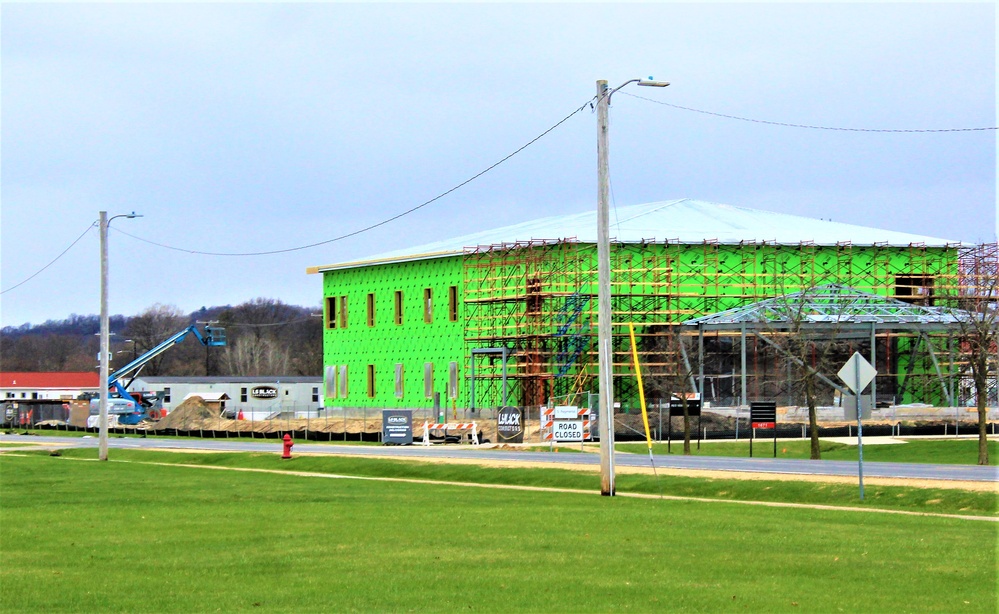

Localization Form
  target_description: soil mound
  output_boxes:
[154,396,220,431]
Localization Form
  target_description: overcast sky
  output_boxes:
[2,2,996,328]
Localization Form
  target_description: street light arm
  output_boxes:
[109,212,143,225]
[604,78,670,105]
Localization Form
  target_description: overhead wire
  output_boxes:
[8,94,987,294]
[222,316,319,328]
[1,222,97,295]
[112,97,597,257]
[621,91,999,132]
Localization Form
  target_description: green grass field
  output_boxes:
[1,449,996,612]
[618,438,999,465]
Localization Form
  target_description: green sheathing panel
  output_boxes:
[322,243,957,409]
[322,256,465,409]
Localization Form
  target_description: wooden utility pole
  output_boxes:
[595,77,669,496]
[99,211,109,461]
[596,80,615,496]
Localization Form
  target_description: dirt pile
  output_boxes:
[154,397,221,431]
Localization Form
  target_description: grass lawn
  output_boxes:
[1,450,995,613]
[618,438,999,465]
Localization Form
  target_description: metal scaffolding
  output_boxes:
[461,240,997,411]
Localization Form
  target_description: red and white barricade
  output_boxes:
[421,421,480,446]
[540,406,592,442]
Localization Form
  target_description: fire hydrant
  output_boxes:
[281,434,294,460]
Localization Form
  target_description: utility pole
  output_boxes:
[596,78,669,496]
[98,211,141,461]
[99,211,110,461]
[596,81,616,496]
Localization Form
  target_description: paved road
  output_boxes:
[3,434,997,483]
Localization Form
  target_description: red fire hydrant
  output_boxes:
[281,434,294,460]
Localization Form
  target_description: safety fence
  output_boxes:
[16,416,996,443]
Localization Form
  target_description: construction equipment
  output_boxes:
[90,324,226,425]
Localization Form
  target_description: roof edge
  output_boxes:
[308,249,463,274]
[308,239,962,273]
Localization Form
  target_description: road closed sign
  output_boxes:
[553,419,584,442]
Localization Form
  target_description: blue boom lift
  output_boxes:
[92,324,226,425]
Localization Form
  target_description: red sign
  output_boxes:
[752,422,775,429]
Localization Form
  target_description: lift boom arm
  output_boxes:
[107,325,226,398]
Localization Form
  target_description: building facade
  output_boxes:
[309,199,973,411]
[128,376,323,419]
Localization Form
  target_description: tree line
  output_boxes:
[1,299,323,377]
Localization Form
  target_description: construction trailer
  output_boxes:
[308,199,996,413]
[128,376,324,420]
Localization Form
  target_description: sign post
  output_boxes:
[749,401,777,458]
[666,396,701,454]
[837,352,877,501]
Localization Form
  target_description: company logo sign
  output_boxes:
[497,406,524,443]
[382,410,413,445]
[251,386,279,399]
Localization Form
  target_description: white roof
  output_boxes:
[309,199,960,272]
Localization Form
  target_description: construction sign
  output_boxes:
[541,406,592,442]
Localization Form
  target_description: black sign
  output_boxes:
[251,386,278,399]
[750,401,777,427]
[382,410,413,445]
[749,401,778,458]
[496,406,524,444]
[668,398,701,417]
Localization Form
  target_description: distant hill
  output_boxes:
[0,299,322,376]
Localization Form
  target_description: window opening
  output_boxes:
[448,361,458,399]
[326,296,337,329]
[395,364,404,398]
[424,362,434,398]
[448,285,458,322]
[895,274,935,305]
[338,365,348,398]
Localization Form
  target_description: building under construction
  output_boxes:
[308,199,997,412]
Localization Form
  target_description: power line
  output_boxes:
[112,98,596,257]
[223,316,317,328]
[1,222,97,295]
[622,91,999,133]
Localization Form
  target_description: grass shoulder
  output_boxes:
[11,446,995,518]
[617,438,999,465]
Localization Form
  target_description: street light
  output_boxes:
[99,211,142,461]
[596,78,669,496]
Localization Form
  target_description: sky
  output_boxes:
[1,2,996,328]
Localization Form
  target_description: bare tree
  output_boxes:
[647,324,699,454]
[754,285,854,460]
[122,304,188,376]
[224,336,291,376]
[217,298,320,376]
[950,244,998,465]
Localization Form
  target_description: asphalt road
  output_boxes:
[3,433,997,483]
